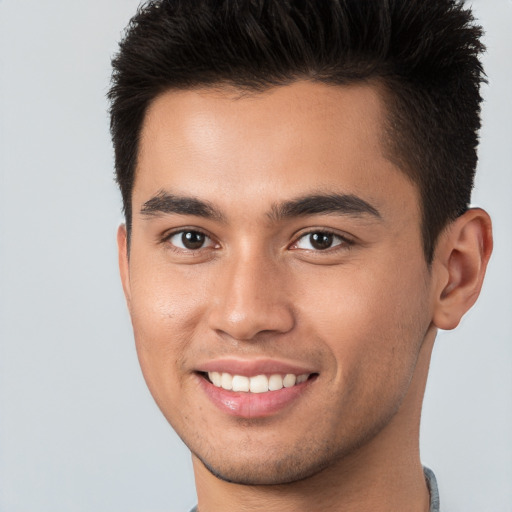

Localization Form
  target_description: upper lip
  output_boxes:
[196,358,316,377]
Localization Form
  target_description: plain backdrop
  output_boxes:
[0,1,510,511]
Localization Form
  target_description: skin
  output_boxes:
[118,81,492,511]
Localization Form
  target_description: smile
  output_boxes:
[196,359,318,418]
[207,372,310,393]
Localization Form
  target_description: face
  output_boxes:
[119,81,438,485]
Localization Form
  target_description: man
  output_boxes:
[108,1,492,510]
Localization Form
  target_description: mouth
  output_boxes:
[201,371,315,393]
[195,362,319,418]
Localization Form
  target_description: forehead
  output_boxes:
[135,81,418,220]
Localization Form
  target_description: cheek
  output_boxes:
[127,257,212,393]
[130,257,209,337]
[293,258,430,379]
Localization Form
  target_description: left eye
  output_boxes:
[294,231,345,251]
[167,230,215,250]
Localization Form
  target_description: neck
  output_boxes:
[193,328,436,512]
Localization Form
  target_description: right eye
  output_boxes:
[166,230,216,251]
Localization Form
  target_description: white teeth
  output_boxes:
[249,374,268,393]
[283,374,296,388]
[296,374,309,384]
[207,371,310,393]
[268,374,284,391]
[232,375,250,392]
[220,373,233,390]
[210,371,221,387]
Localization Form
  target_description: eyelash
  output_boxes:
[161,228,217,253]
[160,228,354,254]
[290,229,354,252]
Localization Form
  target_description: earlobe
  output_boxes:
[432,208,493,330]
[117,224,132,309]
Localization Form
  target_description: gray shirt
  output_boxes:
[189,466,440,512]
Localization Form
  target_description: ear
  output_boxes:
[117,224,132,309]
[432,208,493,330]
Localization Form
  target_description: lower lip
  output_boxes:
[198,375,314,419]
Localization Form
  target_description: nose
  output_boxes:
[207,251,295,342]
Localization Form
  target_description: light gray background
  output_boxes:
[0,1,510,511]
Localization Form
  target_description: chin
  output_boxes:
[191,441,346,486]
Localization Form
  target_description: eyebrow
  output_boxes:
[140,190,381,223]
[140,190,225,221]
[269,193,381,221]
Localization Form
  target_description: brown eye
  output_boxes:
[168,230,214,250]
[182,231,205,249]
[294,231,346,251]
[309,232,334,250]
